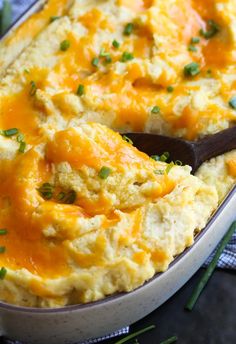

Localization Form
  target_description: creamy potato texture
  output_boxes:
[0,0,235,307]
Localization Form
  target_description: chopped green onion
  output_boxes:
[104,55,112,64]
[17,133,25,142]
[0,267,7,280]
[124,23,134,36]
[154,170,165,175]
[0,0,12,36]
[120,51,134,62]
[151,155,160,161]
[29,81,37,96]
[50,16,61,23]
[2,128,19,137]
[166,161,175,174]
[185,221,236,311]
[200,20,220,39]
[114,325,155,344]
[229,96,236,110]
[175,160,183,166]
[160,152,170,162]
[0,247,6,254]
[38,183,54,200]
[191,37,200,44]
[188,45,197,52]
[206,69,212,77]
[91,57,99,67]
[98,166,112,180]
[24,68,30,74]
[112,40,120,48]
[100,48,110,57]
[160,336,178,344]
[62,190,77,204]
[60,40,70,51]
[167,86,174,93]
[151,106,160,114]
[184,62,200,77]
[122,135,133,145]
[0,229,7,235]
[77,84,85,96]
[18,141,26,153]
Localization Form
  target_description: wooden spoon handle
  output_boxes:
[195,126,236,167]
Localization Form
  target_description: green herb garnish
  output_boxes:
[112,40,120,49]
[0,246,6,254]
[185,221,236,311]
[167,86,174,93]
[17,133,25,143]
[160,335,178,344]
[91,57,99,67]
[100,48,110,57]
[0,0,12,36]
[114,325,155,344]
[175,160,183,166]
[184,62,200,77]
[151,155,160,161]
[188,45,197,52]
[151,106,160,114]
[0,267,7,280]
[77,84,85,96]
[122,135,133,145]
[104,55,112,64]
[229,96,236,110]
[191,37,200,44]
[154,170,165,175]
[18,141,26,153]
[29,81,37,96]
[60,40,70,51]
[124,23,134,36]
[160,152,170,162]
[38,183,54,200]
[2,128,19,137]
[98,166,112,180]
[120,52,134,62]
[50,16,61,23]
[200,20,220,39]
[166,161,175,174]
[0,229,7,235]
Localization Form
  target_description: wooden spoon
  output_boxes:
[125,126,236,174]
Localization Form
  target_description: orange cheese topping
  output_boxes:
[0,0,235,282]
[0,150,70,277]
[4,0,70,47]
[0,123,175,277]
[1,0,236,139]
[226,159,236,178]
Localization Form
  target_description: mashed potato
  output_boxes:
[0,123,217,307]
[0,0,235,307]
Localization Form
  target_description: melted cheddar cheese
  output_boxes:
[0,0,235,308]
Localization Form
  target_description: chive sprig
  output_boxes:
[185,221,236,311]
